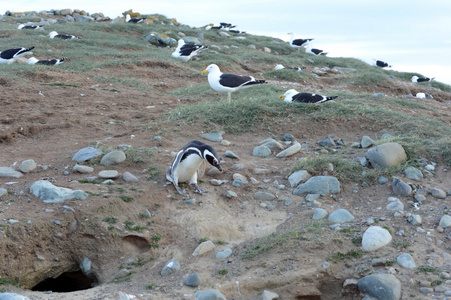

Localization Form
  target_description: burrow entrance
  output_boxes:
[32,269,98,293]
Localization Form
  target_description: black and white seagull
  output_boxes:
[280,89,338,103]
[125,14,146,23]
[288,32,314,48]
[18,24,44,30]
[0,46,34,64]
[273,64,306,71]
[411,75,434,83]
[48,31,80,39]
[166,140,222,195]
[202,64,266,103]
[27,57,67,65]
[171,39,208,61]
[374,59,391,68]
[305,46,328,56]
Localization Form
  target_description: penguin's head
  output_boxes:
[203,148,222,172]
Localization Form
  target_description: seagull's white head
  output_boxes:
[27,57,39,64]
[202,64,220,75]
[47,31,58,38]
[411,75,419,82]
[274,64,284,70]
[279,89,298,102]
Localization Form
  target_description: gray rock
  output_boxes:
[19,159,37,173]
[366,143,407,168]
[283,134,293,141]
[317,136,335,147]
[378,176,389,184]
[232,178,248,187]
[0,167,23,178]
[218,31,230,37]
[224,150,240,159]
[386,197,404,211]
[293,176,340,195]
[362,226,392,251]
[30,180,88,203]
[0,188,7,198]
[254,192,275,201]
[193,240,215,256]
[215,248,232,258]
[182,36,202,44]
[194,290,226,300]
[100,151,126,165]
[419,287,433,293]
[361,136,375,148]
[226,190,237,198]
[328,209,354,223]
[262,290,279,300]
[313,208,328,220]
[407,214,422,226]
[252,145,271,157]
[0,293,30,300]
[439,215,451,228]
[200,131,224,142]
[392,177,412,197]
[358,273,401,300]
[431,188,447,199]
[260,138,284,150]
[80,257,92,277]
[184,272,201,287]
[72,146,102,162]
[404,166,423,181]
[98,170,119,179]
[396,253,416,268]
[73,164,94,174]
[122,172,138,182]
[276,141,302,158]
[160,259,180,277]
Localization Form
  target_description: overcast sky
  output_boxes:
[5,0,451,85]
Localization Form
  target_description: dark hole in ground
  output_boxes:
[32,270,97,293]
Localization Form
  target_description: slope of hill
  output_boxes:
[0,11,450,300]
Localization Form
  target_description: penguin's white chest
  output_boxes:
[174,155,204,183]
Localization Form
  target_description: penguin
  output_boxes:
[280,89,338,103]
[411,75,434,83]
[0,46,34,64]
[166,140,222,195]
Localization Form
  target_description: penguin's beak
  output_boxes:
[214,159,222,172]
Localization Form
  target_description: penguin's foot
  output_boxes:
[193,184,207,194]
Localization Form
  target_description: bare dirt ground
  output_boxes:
[1,56,451,300]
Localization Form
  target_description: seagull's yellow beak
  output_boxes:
[279,95,285,99]
[46,34,49,37]
[201,69,208,75]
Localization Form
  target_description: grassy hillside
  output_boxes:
[1,14,451,168]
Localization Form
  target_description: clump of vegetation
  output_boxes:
[327,249,364,263]
[120,195,134,202]
[240,221,330,260]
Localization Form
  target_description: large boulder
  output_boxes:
[293,176,340,196]
[366,142,407,168]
